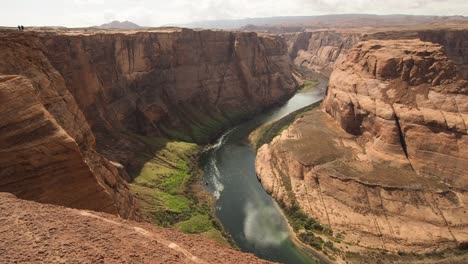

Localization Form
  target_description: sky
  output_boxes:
[1,0,467,27]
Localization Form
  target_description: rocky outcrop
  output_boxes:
[0,29,298,218]
[0,75,132,216]
[256,39,468,253]
[0,34,138,218]
[323,39,468,186]
[417,30,468,79]
[287,31,362,76]
[42,29,298,144]
[0,192,270,264]
[286,28,468,80]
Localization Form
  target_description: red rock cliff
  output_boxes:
[256,39,468,255]
[0,28,298,217]
[323,39,467,185]
[287,28,468,79]
[42,29,299,143]
[287,30,362,76]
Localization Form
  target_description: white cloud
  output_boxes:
[73,0,105,5]
[0,0,466,27]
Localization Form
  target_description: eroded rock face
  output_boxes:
[0,29,298,218]
[0,34,138,219]
[323,39,468,186]
[287,31,362,76]
[42,29,299,144]
[287,29,468,80]
[256,39,468,253]
[417,30,468,79]
[0,192,270,264]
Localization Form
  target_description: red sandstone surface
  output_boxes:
[0,193,270,263]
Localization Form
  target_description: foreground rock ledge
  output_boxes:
[256,39,468,254]
[0,192,270,264]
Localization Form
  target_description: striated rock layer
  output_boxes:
[0,34,138,218]
[256,39,468,253]
[0,192,270,264]
[323,39,468,186]
[0,28,298,217]
[287,30,362,76]
[42,29,299,143]
[286,28,468,79]
[0,75,134,217]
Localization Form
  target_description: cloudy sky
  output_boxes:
[1,0,467,27]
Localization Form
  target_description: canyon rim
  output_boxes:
[1,3,468,264]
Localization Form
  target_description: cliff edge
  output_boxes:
[0,28,298,219]
[0,192,270,264]
[256,39,468,258]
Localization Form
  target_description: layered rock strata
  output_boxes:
[0,34,138,218]
[323,39,468,186]
[286,28,468,79]
[256,39,468,253]
[0,28,298,217]
[42,29,299,144]
[287,31,362,76]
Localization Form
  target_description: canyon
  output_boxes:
[0,28,298,262]
[1,21,468,264]
[286,27,468,79]
[0,28,298,212]
[256,27,468,262]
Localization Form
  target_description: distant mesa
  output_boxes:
[175,14,468,31]
[97,20,142,29]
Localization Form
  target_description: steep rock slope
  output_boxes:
[0,29,298,218]
[0,34,138,218]
[42,29,299,144]
[323,39,468,185]
[287,30,362,76]
[286,28,468,79]
[0,75,128,215]
[256,39,468,254]
[417,30,468,79]
[0,192,270,264]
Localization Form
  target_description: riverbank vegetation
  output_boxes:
[249,101,343,259]
[299,79,320,93]
[126,133,231,246]
[249,100,322,151]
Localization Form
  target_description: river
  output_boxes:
[201,79,327,263]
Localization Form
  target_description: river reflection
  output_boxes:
[201,81,327,263]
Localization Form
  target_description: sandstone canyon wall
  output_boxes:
[323,39,467,186]
[256,39,468,254]
[42,29,299,144]
[286,28,468,80]
[286,30,363,76]
[0,29,298,217]
[417,30,468,80]
[0,35,138,218]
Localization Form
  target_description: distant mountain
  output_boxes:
[173,16,313,30]
[174,14,468,31]
[97,20,142,29]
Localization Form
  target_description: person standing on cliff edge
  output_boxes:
[17,25,21,31]
[21,25,24,31]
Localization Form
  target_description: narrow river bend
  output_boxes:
[201,81,327,264]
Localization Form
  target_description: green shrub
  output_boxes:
[299,231,324,250]
[250,101,322,151]
[177,214,212,234]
